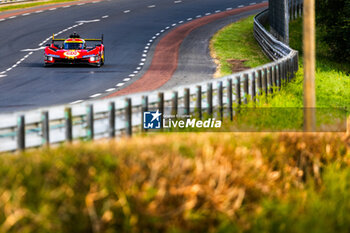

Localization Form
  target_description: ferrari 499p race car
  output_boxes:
[44,33,105,67]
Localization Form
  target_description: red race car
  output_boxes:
[44,33,105,67]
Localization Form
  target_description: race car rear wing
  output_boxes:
[51,34,104,43]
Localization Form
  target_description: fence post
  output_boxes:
[235,76,241,106]
[108,102,115,138]
[276,64,281,89]
[207,83,213,117]
[257,70,262,96]
[125,98,132,136]
[218,81,223,121]
[262,68,268,95]
[268,66,273,94]
[64,107,72,142]
[171,91,178,116]
[141,96,148,132]
[227,79,233,121]
[184,88,190,115]
[17,115,25,151]
[41,111,49,146]
[158,92,164,115]
[86,104,94,140]
[251,72,256,101]
[242,74,248,104]
[196,86,202,119]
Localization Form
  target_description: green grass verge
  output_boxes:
[210,16,349,131]
[210,15,270,77]
[0,0,80,12]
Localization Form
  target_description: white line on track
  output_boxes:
[70,100,83,105]
[0,19,4,21]
[215,10,221,13]
[0,75,7,78]
[178,20,183,23]
[172,23,176,26]
[123,10,131,13]
[21,47,46,52]
[35,10,43,13]
[106,88,116,92]
[102,15,109,18]
[9,16,16,19]
[62,5,70,8]
[116,83,124,87]
[226,7,232,10]
[136,67,141,70]
[165,26,170,29]
[49,8,57,10]
[141,58,146,62]
[22,13,31,16]
[92,1,100,3]
[129,74,135,77]
[133,71,139,74]
[90,93,102,98]
[77,3,85,5]
[196,15,202,18]
[174,0,182,3]
[148,5,156,8]
[238,5,244,8]
[123,78,131,81]
[187,18,192,21]
[139,63,145,66]
[149,39,153,42]
[249,2,256,5]
[205,13,211,16]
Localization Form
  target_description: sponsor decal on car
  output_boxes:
[64,50,80,59]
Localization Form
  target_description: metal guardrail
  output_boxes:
[0,9,299,152]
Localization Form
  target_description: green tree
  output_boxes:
[316,0,350,63]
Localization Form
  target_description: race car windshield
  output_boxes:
[64,43,84,50]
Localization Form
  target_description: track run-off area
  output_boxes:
[0,0,267,112]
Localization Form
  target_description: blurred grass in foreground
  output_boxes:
[1,133,350,232]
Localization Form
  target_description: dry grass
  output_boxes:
[0,132,349,232]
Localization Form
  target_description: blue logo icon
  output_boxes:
[143,110,162,129]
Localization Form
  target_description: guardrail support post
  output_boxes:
[142,96,148,132]
[41,111,49,146]
[171,92,178,116]
[86,104,94,140]
[262,68,268,95]
[227,79,233,121]
[207,83,213,117]
[17,115,25,151]
[125,98,132,137]
[243,74,249,104]
[276,64,281,90]
[217,81,223,121]
[257,70,262,96]
[108,102,115,138]
[196,86,202,120]
[268,66,273,94]
[251,72,256,101]
[64,107,72,142]
[158,92,164,115]
[235,76,241,106]
[184,88,190,115]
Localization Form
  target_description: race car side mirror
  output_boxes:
[46,44,50,47]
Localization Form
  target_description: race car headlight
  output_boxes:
[46,56,53,61]
[89,56,99,62]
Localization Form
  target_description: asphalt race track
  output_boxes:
[0,0,266,112]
